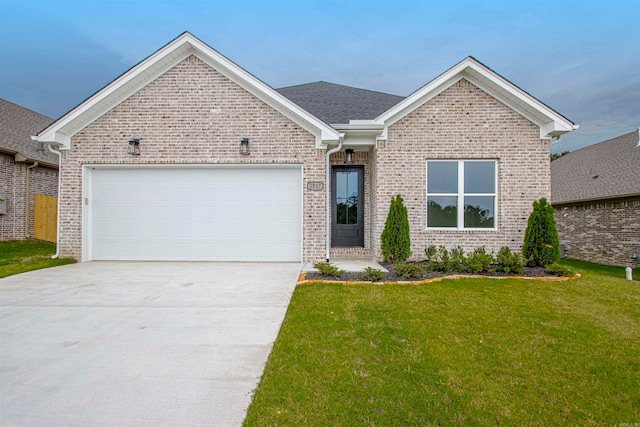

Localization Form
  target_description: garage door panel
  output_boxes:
[90,167,302,261]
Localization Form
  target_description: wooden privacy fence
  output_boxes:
[34,194,57,242]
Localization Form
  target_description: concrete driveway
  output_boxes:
[0,262,301,426]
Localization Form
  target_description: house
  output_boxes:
[0,98,58,241]
[551,130,640,267]
[34,32,576,263]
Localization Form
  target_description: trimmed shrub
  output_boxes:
[381,195,411,263]
[522,198,560,267]
[360,267,386,282]
[465,247,495,274]
[393,262,425,279]
[313,262,345,277]
[450,246,466,272]
[426,245,452,272]
[495,246,525,274]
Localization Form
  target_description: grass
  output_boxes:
[244,260,640,426]
[560,258,639,281]
[0,240,75,278]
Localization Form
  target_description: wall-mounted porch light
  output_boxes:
[128,138,140,156]
[344,148,354,164]
[240,138,250,155]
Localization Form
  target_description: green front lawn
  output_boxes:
[244,260,640,426]
[0,240,76,278]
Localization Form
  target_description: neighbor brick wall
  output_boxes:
[0,153,23,240]
[59,55,326,261]
[0,153,58,240]
[554,197,640,267]
[372,79,550,261]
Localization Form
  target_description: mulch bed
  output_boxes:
[305,261,556,282]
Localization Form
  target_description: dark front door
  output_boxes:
[332,166,364,247]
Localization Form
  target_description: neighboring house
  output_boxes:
[0,98,58,241]
[551,130,640,267]
[35,32,576,263]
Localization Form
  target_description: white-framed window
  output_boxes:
[426,160,497,230]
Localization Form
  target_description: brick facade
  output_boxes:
[55,59,556,263]
[554,197,640,267]
[371,79,550,261]
[59,55,326,261]
[0,153,58,241]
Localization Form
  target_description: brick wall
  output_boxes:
[0,153,58,240]
[372,79,550,261]
[554,197,640,267]
[59,55,326,261]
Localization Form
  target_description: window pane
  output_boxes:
[464,196,495,228]
[336,172,348,199]
[427,196,457,227]
[347,172,358,199]
[464,161,495,194]
[348,202,358,224]
[337,199,348,224]
[427,161,458,193]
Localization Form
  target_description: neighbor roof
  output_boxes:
[551,129,640,204]
[0,98,57,168]
[276,81,404,125]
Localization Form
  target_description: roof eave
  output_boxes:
[552,192,640,205]
[375,57,576,140]
[36,32,339,150]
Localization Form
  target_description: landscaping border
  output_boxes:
[296,271,581,285]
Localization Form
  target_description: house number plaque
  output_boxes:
[307,182,324,191]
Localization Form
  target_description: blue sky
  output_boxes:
[1,0,638,152]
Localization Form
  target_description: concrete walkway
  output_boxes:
[302,257,388,273]
[0,262,300,426]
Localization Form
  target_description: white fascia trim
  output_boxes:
[36,38,193,149]
[331,122,385,147]
[37,33,339,150]
[186,37,339,148]
[375,57,575,140]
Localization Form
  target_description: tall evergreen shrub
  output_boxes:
[381,195,411,262]
[522,197,560,267]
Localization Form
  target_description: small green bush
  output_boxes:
[393,262,425,279]
[522,198,560,267]
[313,262,345,277]
[450,246,466,272]
[425,245,438,262]
[427,245,452,272]
[495,246,525,274]
[360,267,386,282]
[465,247,495,274]
[381,195,411,263]
[546,262,575,277]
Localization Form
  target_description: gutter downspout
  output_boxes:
[325,134,344,262]
[25,161,39,238]
[47,144,62,259]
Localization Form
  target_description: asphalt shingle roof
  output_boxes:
[276,81,404,124]
[551,129,640,204]
[0,98,57,168]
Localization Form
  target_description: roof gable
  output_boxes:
[376,57,576,140]
[36,32,340,149]
[551,129,640,204]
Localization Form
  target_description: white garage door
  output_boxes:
[89,166,302,261]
